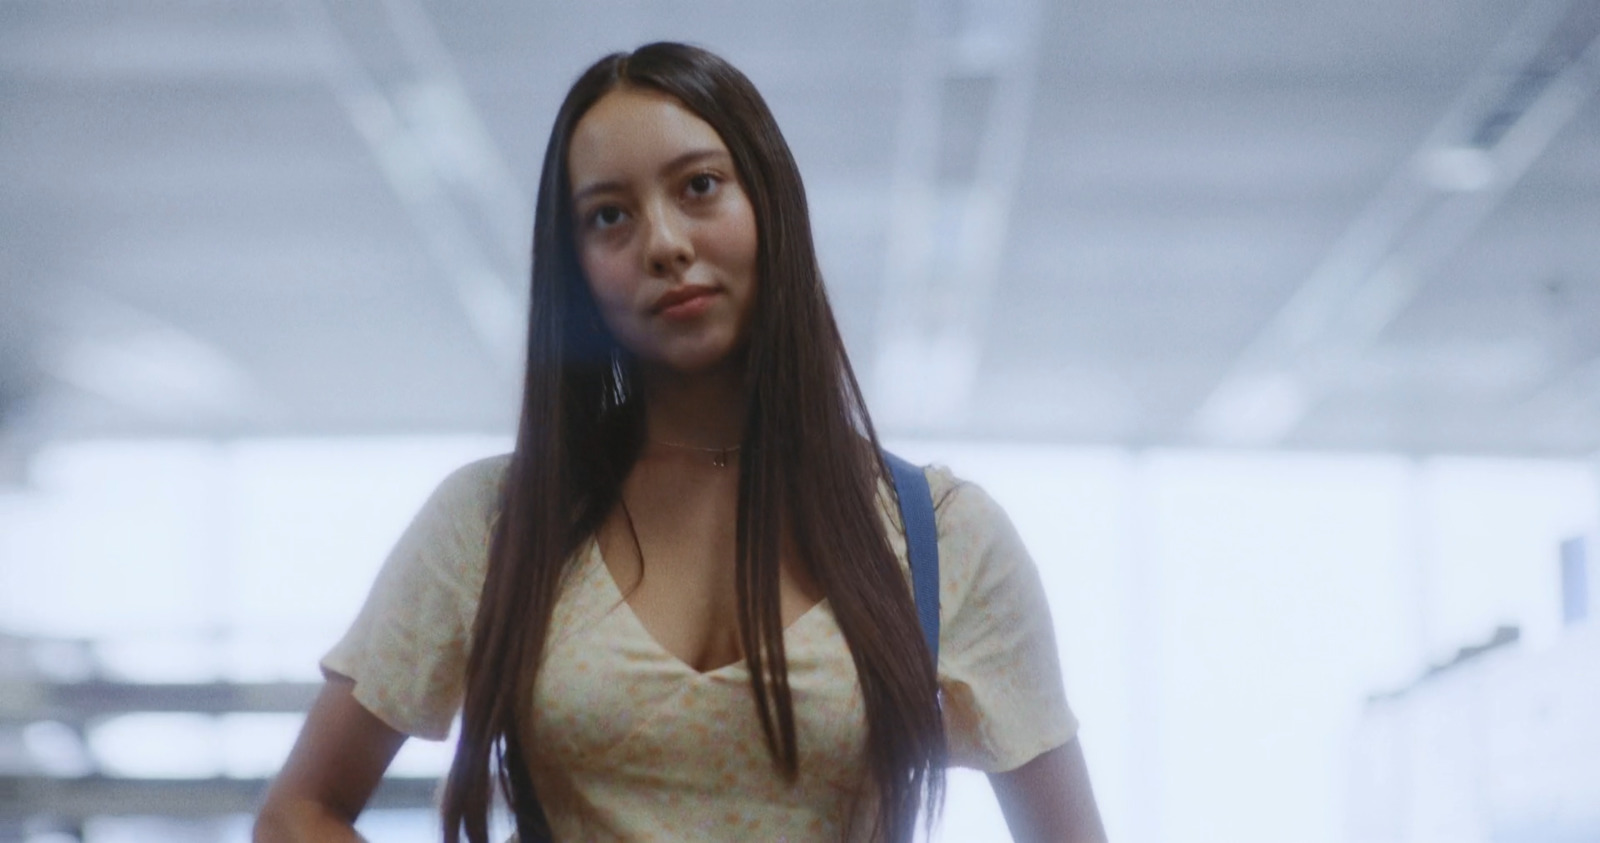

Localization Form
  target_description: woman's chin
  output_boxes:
[639,344,747,380]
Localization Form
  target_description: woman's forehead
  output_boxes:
[567,87,729,186]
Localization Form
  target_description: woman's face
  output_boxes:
[568,87,759,375]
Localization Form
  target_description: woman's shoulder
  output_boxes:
[440,452,513,492]
[920,464,1007,539]
[912,463,1035,595]
[879,460,1005,541]
[391,453,513,576]
[424,453,513,520]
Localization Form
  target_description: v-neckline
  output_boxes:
[586,539,829,678]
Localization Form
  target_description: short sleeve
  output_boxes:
[320,455,507,740]
[929,468,1078,772]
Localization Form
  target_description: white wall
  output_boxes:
[890,440,1597,843]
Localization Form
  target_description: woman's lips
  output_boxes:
[653,286,718,319]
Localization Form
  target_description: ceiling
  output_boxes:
[2,0,1598,460]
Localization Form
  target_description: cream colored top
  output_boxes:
[323,454,1076,841]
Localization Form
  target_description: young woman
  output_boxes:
[255,42,1104,843]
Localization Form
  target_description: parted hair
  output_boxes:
[441,42,945,842]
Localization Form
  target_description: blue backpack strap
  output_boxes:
[883,450,940,664]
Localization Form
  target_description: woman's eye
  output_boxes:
[686,173,719,198]
[590,206,625,229]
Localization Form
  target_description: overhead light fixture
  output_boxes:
[1417,146,1497,193]
[1191,372,1309,446]
[47,327,262,423]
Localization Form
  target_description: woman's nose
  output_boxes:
[642,203,694,277]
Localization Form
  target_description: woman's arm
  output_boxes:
[254,675,409,842]
[988,737,1108,843]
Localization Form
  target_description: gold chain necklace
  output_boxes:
[648,438,741,468]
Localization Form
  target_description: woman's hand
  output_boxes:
[988,737,1108,843]
[254,675,408,842]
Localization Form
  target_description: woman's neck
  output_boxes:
[638,358,746,450]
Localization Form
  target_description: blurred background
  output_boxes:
[2,0,1598,840]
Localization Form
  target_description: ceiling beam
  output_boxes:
[283,0,530,378]
[0,680,319,721]
[39,288,270,428]
[2,775,439,822]
[1190,0,1600,446]
[870,0,1043,433]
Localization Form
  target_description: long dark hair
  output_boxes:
[442,42,945,842]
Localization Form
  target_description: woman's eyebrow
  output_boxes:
[662,148,729,173]
[571,148,730,204]
[572,179,624,205]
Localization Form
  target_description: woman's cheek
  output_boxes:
[583,252,636,311]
